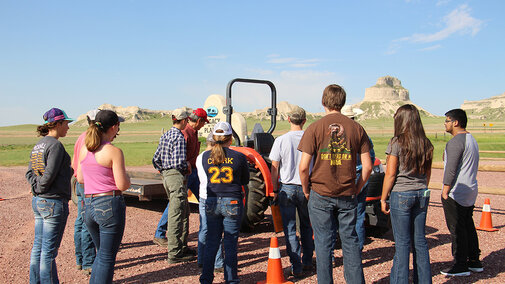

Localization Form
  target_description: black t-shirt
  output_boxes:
[202,147,250,199]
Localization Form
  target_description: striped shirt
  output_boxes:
[152,127,188,173]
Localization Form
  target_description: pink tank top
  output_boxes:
[80,145,118,194]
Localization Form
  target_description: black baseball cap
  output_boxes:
[95,110,125,129]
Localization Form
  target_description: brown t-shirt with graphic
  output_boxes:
[298,112,370,197]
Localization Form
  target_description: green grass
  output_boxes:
[1,117,504,166]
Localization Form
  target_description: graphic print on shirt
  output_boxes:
[319,123,352,166]
[207,157,234,184]
[30,143,46,175]
[208,166,233,183]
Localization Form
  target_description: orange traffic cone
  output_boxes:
[257,237,293,284]
[476,198,498,232]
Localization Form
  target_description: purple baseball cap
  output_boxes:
[43,108,74,123]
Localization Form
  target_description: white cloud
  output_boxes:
[290,63,317,68]
[419,44,442,51]
[267,57,297,64]
[267,57,321,68]
[389,4,483,53]
[406,5,481,43]
[436,0,451,6]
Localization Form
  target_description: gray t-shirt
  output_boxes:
[25,136,73,200]
[443,133,479,207]
[269,130,304,185]
[386,138,428,192]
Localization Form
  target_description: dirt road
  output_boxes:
[1,166,504,283]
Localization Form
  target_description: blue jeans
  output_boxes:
[198,197,224,268]
[154,201,169,239]
[74,182,96,269]
[154,170,198,239]
[84,195,126,284]
[30,196,69,284]
[356,183,368,251]
[308,190,364,284]
[278,184,314,274]
[389,190,431,284]
[200,197,243,284]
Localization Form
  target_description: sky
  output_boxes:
[1,0,504,126]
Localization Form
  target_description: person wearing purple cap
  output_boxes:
[26,107,74,284]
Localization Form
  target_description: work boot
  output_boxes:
[153,237,168,247]
[167,254,196,264]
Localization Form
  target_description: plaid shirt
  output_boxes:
[152,127,188,173]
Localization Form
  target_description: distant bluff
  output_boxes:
[74,103,172,126]
[74,102,316,125]
[461,92,505,119]
[354,76,435,119]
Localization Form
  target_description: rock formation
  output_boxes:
[241,101,323,121]
[363,76,410,102]
[74,103,172,126]
[355,76,435,119]
[461,92,505,119]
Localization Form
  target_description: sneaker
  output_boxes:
[167,254,196,264]
[153,237,168,247]
[468,260,484,273]
[441,264,471,276]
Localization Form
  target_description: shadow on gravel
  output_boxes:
[363,245,394,268]
[113,261,202,283]
[371,246,505,283]
[119,240,154,250]
[114,252,167,270]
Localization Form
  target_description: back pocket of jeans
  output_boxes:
[224,203,241,219]
[397,193,414,210]
[94,200,113,222]
[37,200,55,219]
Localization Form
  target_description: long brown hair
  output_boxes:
[393,104,433,174]
[210,130,232,165]
[36,121,60,137]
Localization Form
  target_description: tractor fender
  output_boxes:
[230,146,274,198]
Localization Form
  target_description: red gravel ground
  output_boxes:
[1,166,504,283]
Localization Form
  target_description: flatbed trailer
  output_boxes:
[124,171,199,203]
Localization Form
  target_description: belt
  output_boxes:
[85,190,122,198]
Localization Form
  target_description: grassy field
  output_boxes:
[1,116,504,167]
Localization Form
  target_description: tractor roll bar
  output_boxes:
[223,78,277,146]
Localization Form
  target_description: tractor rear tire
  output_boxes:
[241,168,269,232]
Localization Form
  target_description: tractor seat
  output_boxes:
[253,133,274,156]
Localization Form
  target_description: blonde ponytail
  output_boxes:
[85,123,102,152]
[210,133,232,165]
